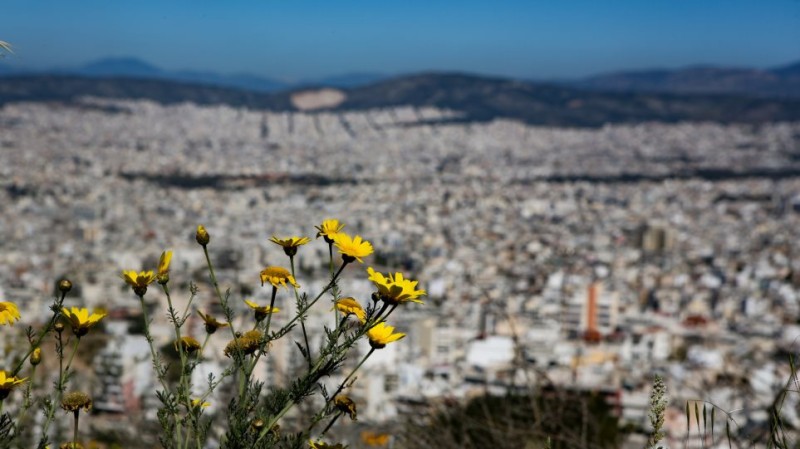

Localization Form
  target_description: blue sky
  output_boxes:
[2,0,799,80]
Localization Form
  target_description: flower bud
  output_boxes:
[196,225,210,246]
[54,322,65,334]
[30,347,41,366]
[250,418,265,432]
[58,279,72,294]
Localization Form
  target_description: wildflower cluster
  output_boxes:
[108,218,424,448]
[0,218,423,448]
[0,274,106,448]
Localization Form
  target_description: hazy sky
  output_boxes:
[2,0,799,80]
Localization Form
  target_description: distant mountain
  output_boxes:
[571,61,800,99]
[3,72,800,127]
[0,57,384,92]
[77,57,163,78]
[300,72,388,89]
[336,72,800,126]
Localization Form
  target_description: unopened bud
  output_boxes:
[54,322,65,334]
[250,418,265,432]
[58,279,73,294]
[196,225,210,246]
[30,347,42,366]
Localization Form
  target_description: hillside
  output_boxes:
[2,73,800,127]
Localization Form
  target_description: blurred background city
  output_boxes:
[2,1,800,448]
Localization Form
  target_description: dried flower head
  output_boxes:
[197,310,229,334]
[175,336,202,354]
[61,391,92,412]
[0,301,21,326]
[333,233,373,264]
[224,330,263,357]
[259,266,299,289]
[61,307,106,338]
[335,395,357,421]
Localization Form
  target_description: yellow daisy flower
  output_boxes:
[367,322,405,349]
[315,219,345,243]
[259,266,299,289]
[157,250,173,284]
[121,270,156,296]
[309,441,346,449]
[61,307,107,337]
[0,301,21,326]
[333,297,366,323]
[197,310,229,334]
[244,299,280,322]
[333,233,373,263]
[0,370,27,400]
[367,268,426,305]
[270,235,311,256]
[191,398,211,408]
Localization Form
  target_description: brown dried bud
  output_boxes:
[58,279,73,294]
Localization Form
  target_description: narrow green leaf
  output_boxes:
[686,401,691,433]
[695,401,701,434]
[711,407,715,440]
[703,403,707,435]
[726,419,732,449]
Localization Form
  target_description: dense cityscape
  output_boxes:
[2,96,800,447]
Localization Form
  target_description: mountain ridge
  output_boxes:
[3,72,800,127]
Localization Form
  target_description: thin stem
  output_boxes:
[318,413,342,441]
[200,333,211,356]
[139,294,183,449]
[263,286,278,341]
[331,348,375,401]
[11,291,67,376]
[72,410,79,449]
[291,255,313,368]
[63,338,80,384]
[202,245,246,374]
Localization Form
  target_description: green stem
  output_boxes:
[202,244,247,388]
[162,284,189,448]
[291,255,313,367]
[263,286,278,341]
[200,333,211,356]
[138,294,182,449]
[11,291,66,377]
[332,348,374,401]
[72,410,79,448]
[318,412,342,441]
[62,338,80,385]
